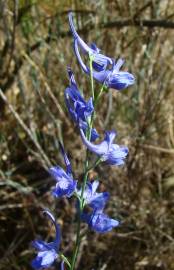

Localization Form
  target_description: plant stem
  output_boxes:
[60,254,71,269]
[70,56,104,270]
[70,138,91,270]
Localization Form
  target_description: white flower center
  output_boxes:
[58,181,69,190]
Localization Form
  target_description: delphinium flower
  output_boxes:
[79,180,119,233]
[65,67,99,141]
[77,180,109,209]
[69,12,135,90]
[31,11,135,270]
[68,12,113,72]
[49,142,77,197]
[31,210,61,269]
[80,129,128,166]
[82,208,119,233]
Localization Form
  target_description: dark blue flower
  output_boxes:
[77,180,109,209]
[82,208,119,233]
[31,211,60,269]
[49,142,77,197]
[65,67,99,141]
[69,12,135,90]
[80,129,128,166]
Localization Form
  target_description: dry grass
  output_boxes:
[0,1,174,269]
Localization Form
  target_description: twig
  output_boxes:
[0,88,52,169]
[141,143,174,154]
[102,18,174,29]
[22,52,71,127]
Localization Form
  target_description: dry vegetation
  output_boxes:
[0,0,174,269]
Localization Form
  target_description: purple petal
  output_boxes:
[104,130,117,147]
[91,180,99,194]
[69,12,93,54]
[80,128,108,155]
[89,192,110,209]
[49,166,67,181]
[52,180,77,198]
[31,250,58,269]
[32,240,51,252]
[74,39,89,74]
[107,71,135,90]
[113,58,125,72]
[61,261,65,270]
[69,12,112,66]
[43,210,61,248]
[90,211,119,233]
[80,121,99,142]
[59,142,72,175]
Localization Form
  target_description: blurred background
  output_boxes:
[0,0,174,269]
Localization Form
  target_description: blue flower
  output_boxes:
[80,129,128,166]
[69,12,113,72]
[31,211,60,269]
[65,67,99,141]
[82,208,119,233]
[69,12,135,90]
[77,180,109,209]
[65,67,93,121]
[49,142,77,197]
[101,59,135,90]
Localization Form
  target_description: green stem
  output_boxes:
[70,55,104,270]
[94,83,106,108]
[60,254,71,269]
[70,146,90,270]
[70,216,81,270]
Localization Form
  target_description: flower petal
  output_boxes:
[52,180,77,198]
[31,250,58,269]
[43,210,61,248]
[107,71,135,90]
[80,128,108,155]
[59,142,72,175]
[49,166,67,181]
[89,192,110,210]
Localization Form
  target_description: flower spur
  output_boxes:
[31,210,61,269]
[49,142,77,198]
[69,12,135,90]
[80,129,128,166]
[68,12,113,72]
